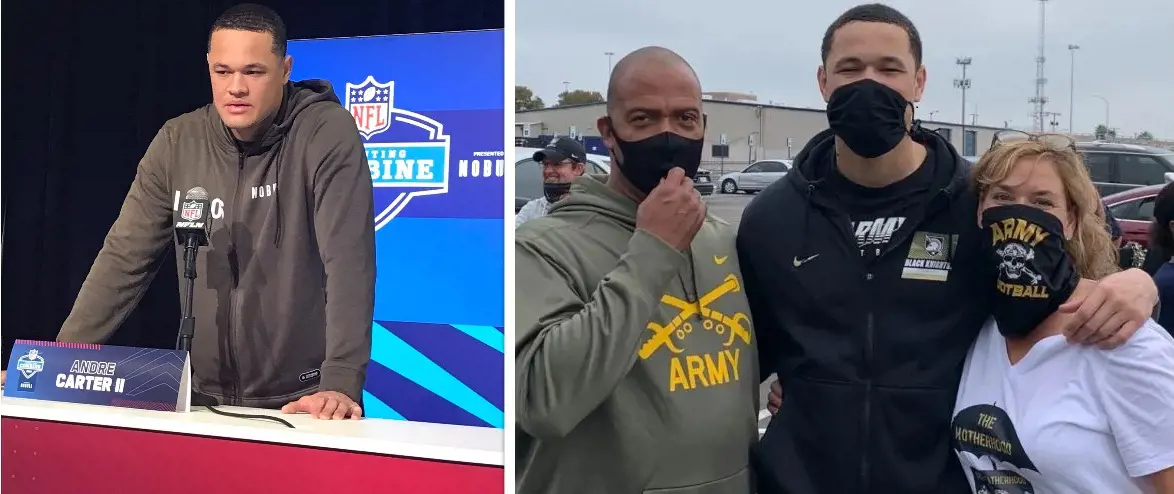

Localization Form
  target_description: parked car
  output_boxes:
[719,160,793,194]
[1078,141,1174,197]
[693,168,716,196]
[1103,183,1165,248]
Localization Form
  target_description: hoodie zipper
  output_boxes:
[225,150,245,404]
[820,207,876,493]
[856,188,952,492]
[860,282,874,493]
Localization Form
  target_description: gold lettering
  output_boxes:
[667,349,744,392]
[1011,219,1033,245]
[993,218,1050,246]
[954,426,1014,455]
[725,348,741,382]
[686,355,709,389]
[992,222,1007,245]
[669,358,688,392]
[977,412,998,430]
[704,353,729,385]
[986,475,1028,485]
[1031,228,1049,246]
[997,280,1049,298]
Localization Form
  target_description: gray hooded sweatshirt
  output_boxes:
[57,80,376,408]
[515,175,760,493]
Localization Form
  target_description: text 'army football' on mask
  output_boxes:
[981,204,1079,339]
[826,78,913,159]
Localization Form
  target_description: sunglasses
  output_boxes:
[991,130,1077,151]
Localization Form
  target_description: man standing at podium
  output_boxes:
[54,4,375,420]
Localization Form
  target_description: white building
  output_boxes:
[516,100,1003,174]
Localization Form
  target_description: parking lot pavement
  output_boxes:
[704,192,755,226]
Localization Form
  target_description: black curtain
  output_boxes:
[1,0,504,365]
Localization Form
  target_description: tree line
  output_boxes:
[516,85,603,110]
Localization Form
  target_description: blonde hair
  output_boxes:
[972,140,1119,280]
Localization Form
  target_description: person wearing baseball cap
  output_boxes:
[515,137,587,228]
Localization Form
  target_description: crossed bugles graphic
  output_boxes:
[638,273,752,360]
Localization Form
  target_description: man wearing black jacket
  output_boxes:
[739,4,1160,493]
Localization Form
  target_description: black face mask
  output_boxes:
[542,182,573,202]
[607,118,704,195]
[981,204,1079,339]
[826,79,912,158]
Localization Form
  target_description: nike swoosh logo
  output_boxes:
[792,254,819,267]
[714,255,729,265]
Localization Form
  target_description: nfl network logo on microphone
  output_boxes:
[180,200,204,221]
[346,75,451,231]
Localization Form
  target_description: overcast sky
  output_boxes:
[517,0,1173,138]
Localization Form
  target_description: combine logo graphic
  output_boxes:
[345,75,452,230]
[14,349,46,392]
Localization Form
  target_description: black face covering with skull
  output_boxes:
[981,204,1080,339]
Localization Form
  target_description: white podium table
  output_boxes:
[0,396,503,493]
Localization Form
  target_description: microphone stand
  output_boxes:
[176,234,200,352]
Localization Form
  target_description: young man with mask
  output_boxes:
[515,137,587,228]
[738,4,1160,493]
[515,46,759,494]
[53,4,375,420]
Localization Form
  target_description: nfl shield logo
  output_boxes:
[180,201,203,221]
[345,76,395,140]
[343,76,451,232]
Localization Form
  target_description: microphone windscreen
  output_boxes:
[185,187,209,200]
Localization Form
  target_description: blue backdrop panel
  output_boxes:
[289,30,504,428]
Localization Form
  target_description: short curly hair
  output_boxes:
[208,3,287,57]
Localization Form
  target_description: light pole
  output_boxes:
[928,110,939,121]
[954,57,972,151]
[1067,44,1079,133]
[605,52,615,75]
[1092,94,1110,134]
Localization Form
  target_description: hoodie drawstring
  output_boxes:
[796,183,818,259]
[269,141,285,248]
[245,138,286,249]
[940,187,956,258]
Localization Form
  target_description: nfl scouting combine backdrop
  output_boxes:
[289,30,504,428]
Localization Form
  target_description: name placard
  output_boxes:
[4,340,191,412]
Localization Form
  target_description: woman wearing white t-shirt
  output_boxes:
[953,131,1174,494]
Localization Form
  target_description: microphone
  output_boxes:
[175,187,211,247]
[175,187,211,353]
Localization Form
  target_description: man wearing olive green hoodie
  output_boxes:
[514,47,760,494]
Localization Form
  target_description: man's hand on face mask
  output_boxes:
[636,167,706,251]
[1058,268,1157,349]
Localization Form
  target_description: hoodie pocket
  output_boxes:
[643,467,751,494]
[752,377,863,494]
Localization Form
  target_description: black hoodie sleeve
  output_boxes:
[308,108,376,401]
[58,128,176,343]
[736,223,783,381]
